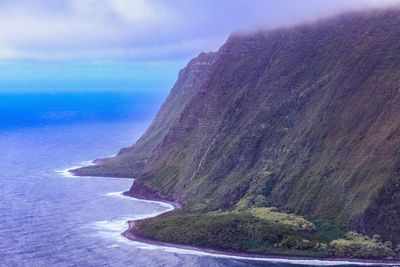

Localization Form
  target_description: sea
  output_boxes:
[0,91,388,267]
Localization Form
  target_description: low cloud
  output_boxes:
[0,0,398,60]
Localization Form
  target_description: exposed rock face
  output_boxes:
[78,9,400,242]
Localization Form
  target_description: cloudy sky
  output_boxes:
[0,0,398,91]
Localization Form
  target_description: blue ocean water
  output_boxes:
[0,92,382,267]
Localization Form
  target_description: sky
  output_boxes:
[0,0,399,92]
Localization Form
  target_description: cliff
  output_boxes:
[76,9,400,243]
[74,52,216,178]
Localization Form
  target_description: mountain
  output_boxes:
[75,8,400,246]
[74,52,216,178]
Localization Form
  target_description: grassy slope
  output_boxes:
[132,208,398,259]
[75,8,400,252]
[138,9,400,242]
[133,209,333,257]
[73,52,216,178]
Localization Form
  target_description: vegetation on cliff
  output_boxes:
[133,208,331,257]
[75,7,400,258]
[136,10,400,244]
[73,52,217,178]
[329,232,398,259]
[133,209,400,259]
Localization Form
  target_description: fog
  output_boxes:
[0,0,398,60]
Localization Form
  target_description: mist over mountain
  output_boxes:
[76,7,400,250]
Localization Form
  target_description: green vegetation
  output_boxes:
[77,9,400,258]
[313,219,345,241]
[138,211,285,252]
[134,209,329,256]
[133,208,400,259]
[330,232,398,259]
[249,207,315,231]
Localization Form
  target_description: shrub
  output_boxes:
[134,210,293,251]
[250,207,316,231]
[280,236,315,250]
[313,218,344,241]
[314,242,329,251]
[235,197,252,210]
[253,195,268,207]
[329,231,395,258]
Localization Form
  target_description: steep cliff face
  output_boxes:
[74,52,216,178]
[78,9,400,242]
[133,10,400,241]
[119,52,217,158]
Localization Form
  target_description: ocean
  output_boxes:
[0,91,383,267]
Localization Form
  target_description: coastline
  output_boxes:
[121,189,400,266]
[123,220,400,266]
[65,163,400,266]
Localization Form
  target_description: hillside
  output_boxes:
[75,8,400,248]
[74,52,216,178]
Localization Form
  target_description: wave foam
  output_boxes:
[105,191,174,211]
[124,242,400,266]
[55,160,95,178]
[88,191,174,243]
[58,164,397,266]
[55,161,133,180]
[55,166,81,178]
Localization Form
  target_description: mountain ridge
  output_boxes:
[74,51,217,178]
[75,8,400,244]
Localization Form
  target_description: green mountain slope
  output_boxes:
[74,52,216,178]
[76,9,400,244]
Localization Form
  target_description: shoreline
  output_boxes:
[123,220,400,266]
[65,163,400,266]
[121,186,400,266]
